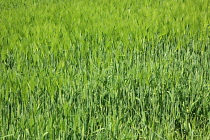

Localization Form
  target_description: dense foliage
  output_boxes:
[0,0,209,139]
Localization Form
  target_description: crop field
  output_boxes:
[0,0,209,139]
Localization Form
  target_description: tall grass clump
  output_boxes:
[0,0,209,139]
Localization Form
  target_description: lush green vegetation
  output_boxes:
[0,0,209,139]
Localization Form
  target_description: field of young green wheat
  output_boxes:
[0,0,209,139]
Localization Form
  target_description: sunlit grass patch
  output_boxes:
[0,0,209,139]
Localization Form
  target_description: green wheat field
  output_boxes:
[0,0,209,139]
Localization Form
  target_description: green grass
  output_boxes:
[0,0,209,139]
